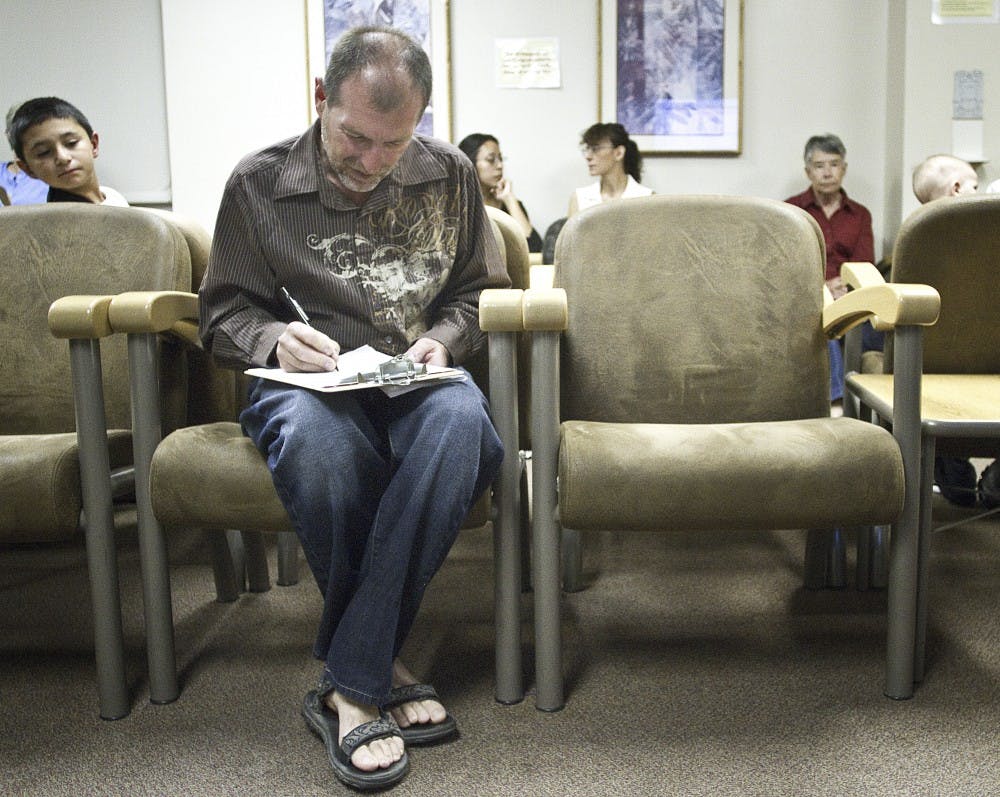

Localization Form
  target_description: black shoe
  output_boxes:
[934,456,977,507]
[978,460,1000,509]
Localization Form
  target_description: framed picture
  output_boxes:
[599,0,743,155]
[306,0,452,141]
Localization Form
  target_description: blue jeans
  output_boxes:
[240,372,503,706]
[828,339,844,401]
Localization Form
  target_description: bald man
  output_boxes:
[911,154,978,203]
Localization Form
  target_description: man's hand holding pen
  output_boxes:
[277,286,339,372]
[276,322,340,373]
[276,285,450,372]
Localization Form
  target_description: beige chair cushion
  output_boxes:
[0,431,133,542]
[151,422,492,533]
[558,417,903,531]
[151,422,293,532]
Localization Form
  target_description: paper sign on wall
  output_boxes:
[933,0,1000,23]
[495,38,561,89]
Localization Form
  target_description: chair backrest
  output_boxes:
[486,206,531,290]
[889,193,1000,374]
[542,217,567,265]
[139,207,212,289]
[136,208,240,426]
[553,194,830,424]
[0,205,193,434]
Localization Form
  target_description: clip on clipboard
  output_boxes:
[353,355,428,386]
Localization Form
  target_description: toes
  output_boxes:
[423,699,446,724]
[352,737,405,771]
[391,699,445,727]
[350,744,379,772]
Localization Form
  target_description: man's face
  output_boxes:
[17,117,99,193]
[315,75,424,195]
[805,150,847,197]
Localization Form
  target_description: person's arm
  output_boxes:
[420,157,511,366]
[199,173,337,370]
[493,178,533,238]
[827,207,875,300]
[855,207,875,264]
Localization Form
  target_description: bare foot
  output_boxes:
[326,691,405,772]
[389,658,448,729]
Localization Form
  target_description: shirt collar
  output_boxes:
[804,186,859,213]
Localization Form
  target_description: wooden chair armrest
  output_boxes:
[523,288,567,331]
[108,290,201,346]
[48,295,114,339]
[840,261,886,291]
[479,289,524,332]
[823,282,940,339]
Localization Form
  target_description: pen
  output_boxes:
[280,286,311,325]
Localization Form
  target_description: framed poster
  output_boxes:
[599,0,743,155]
[306,0,452,141]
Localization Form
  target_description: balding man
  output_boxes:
[912,153,978,203]
[200,27,509,789]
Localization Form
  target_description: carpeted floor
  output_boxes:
[2,498,999,796]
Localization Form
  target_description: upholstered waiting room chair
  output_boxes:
[2,204,195,719]
[103,212,528,707]
[524,194,940,710]
[844,193,1000,699]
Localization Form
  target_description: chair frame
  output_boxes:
[842,261,1000,698]
[48,295,131,719]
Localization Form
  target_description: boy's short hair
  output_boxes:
[9,97,94,161]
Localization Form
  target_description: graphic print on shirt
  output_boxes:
[306,192,458,342]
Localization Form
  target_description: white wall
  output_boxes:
[7,0,999,255]
[451,1,891,255]
[0,0,171,203]
[451,0,598,237]
[160,0,311,234]
[901,0,1000,219]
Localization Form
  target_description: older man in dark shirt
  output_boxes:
[200,27,508,790]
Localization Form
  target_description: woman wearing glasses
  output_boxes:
[458,133,542,253]
[568,123,652,217]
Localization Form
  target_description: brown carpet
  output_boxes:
[2,500,999,796]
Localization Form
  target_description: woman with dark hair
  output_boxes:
[568,122,652,217]
[458,132,542,252]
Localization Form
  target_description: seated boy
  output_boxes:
[8,97,128,206]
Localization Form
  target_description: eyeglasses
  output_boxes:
[477,154,503,166]
[580,144,614,156]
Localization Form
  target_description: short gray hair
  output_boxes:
[803,133,846,164]
[324,27,432,115]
